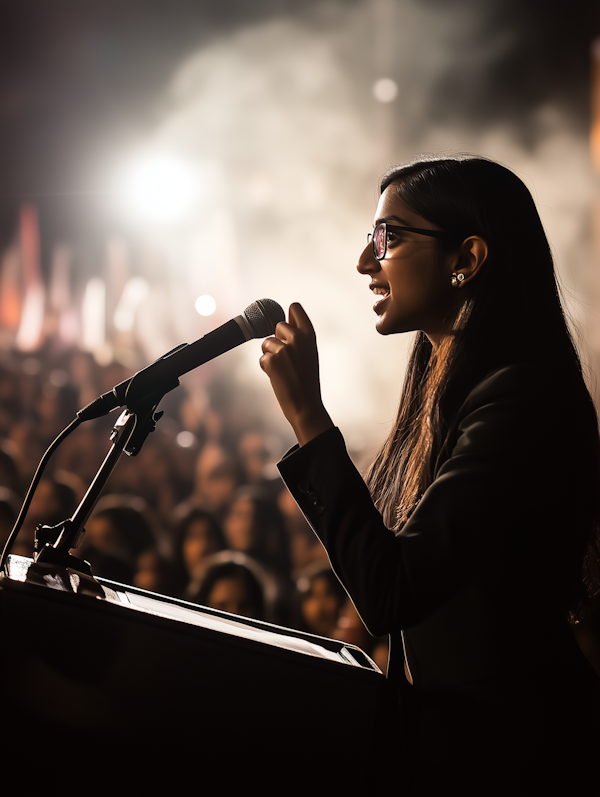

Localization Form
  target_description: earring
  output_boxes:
[451,272,465,287]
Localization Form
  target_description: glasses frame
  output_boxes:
[367,222,460,261]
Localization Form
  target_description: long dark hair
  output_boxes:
[225,486,291,577]
[364,154,600,612]
[194,554,266,620]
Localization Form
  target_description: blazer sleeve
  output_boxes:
[277,365,553,636]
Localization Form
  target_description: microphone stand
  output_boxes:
[22,384,174,598]
[5,297,283,592]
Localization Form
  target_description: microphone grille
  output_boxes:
[243,299,285,338]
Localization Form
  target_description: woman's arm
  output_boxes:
[277,366,557,636]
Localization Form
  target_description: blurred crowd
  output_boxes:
[0,345,389,672]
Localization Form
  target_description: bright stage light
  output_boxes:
[195,294,216,316]
[124,152,195,223]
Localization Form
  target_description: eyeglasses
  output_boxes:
[367,222,459,261]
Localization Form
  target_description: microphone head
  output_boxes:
[242,299,285,338]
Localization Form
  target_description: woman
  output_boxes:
[259,155,600,794]
[294,561,347,638]
[224,486,291,578]
[172,507,225,586]
[187,550,267,620]
[223,487,293,622]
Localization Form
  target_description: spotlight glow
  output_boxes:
[125,153,195,222]
[195,294,216,316]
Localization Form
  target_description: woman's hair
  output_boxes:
[172,507,225,571]
[191,551,267,620]
[226,486,291,577]
[89,494,157,560]
[364,154,600,613]
[294,561,347,634]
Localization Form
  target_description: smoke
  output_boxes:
[114,0,599,451]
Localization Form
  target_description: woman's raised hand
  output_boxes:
[260,303,334,446]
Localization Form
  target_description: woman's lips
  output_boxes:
[371,284,389,309]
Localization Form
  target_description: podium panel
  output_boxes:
[1,556,389,792]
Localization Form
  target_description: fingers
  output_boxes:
[269,303,314,347]
[259,335,280,374]
[288,302,315,336]
[263,303,314,349]
[258,350,272,373]
[258,301,332,445]
[259,302,316,378]
[261,335,284,354]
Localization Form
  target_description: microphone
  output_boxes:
[78,299,285,420]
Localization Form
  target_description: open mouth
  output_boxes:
[370,284,390,305]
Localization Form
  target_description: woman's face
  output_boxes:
[357,184,461,347]
[84,515,120,554]
[134,550,163,592]
[301,575,342,637]
[183,518,219,574]
[224,497,255,552]
[207,576,259,618]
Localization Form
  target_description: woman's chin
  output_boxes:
[375,314,394,336]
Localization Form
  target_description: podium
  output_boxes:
[1,555,389,792]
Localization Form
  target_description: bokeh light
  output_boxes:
[176,431,196,448]
[195,295,217,317]
[373,78,398,103]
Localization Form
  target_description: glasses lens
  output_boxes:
[373,224,386,259]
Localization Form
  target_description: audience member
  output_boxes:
[75,494,157,584]
[15,472,79,557]
[177,442,242,524]
[186,550,269,621]
[237,430,281,499]
[133,548,181,597]
[223,486,291,579]
[294,562,346,638]
[278,487,328,576]
[0,486,19,552]
[171,506,226,595]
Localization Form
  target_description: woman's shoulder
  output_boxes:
[451,364,537,433]
[443,361,599,474]
[433,360,599,488]
[465,363,532,398]
[461,361,593,415]
[441,361,597,455]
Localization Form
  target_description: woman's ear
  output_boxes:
[453,236,488,285]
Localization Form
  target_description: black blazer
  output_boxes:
[278,364,600,792]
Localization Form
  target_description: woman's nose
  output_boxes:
[357,242,379,274]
